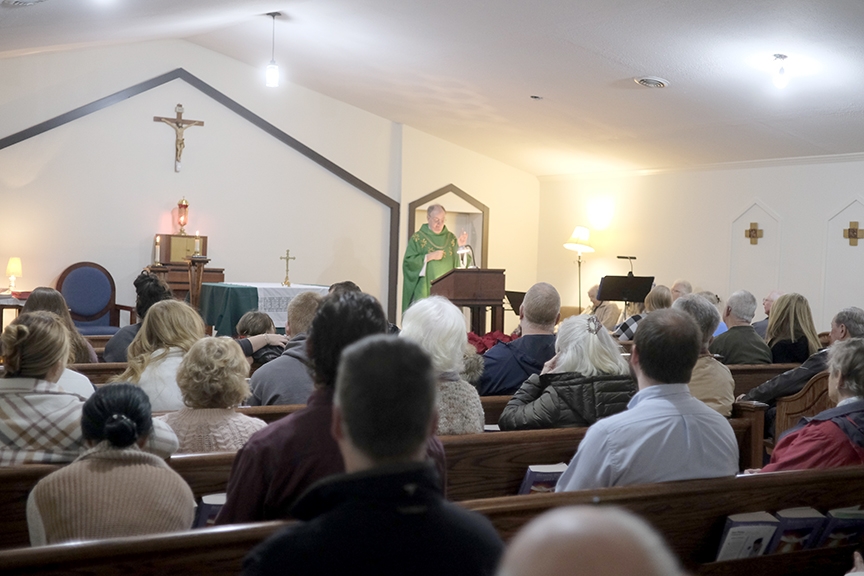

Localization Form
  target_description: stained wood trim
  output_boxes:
[0,68,400,321]
[407,183,490,268]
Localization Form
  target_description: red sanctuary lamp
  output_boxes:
[177,197,189,235]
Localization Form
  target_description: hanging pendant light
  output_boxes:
[265,12,280,87]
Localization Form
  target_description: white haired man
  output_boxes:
[752,290,783,339]
[709,290,772,365]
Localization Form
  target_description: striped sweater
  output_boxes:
[27,441,195,546]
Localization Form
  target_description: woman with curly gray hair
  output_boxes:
[157,337,266,453]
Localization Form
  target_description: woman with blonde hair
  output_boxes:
[112,300,204,411]
[157,337,267,453]
[499,315,636,430]
[0,312,178,464]
[612,285,672,342]
[22,287,97,364]
[765,293,821,363]
[401,296,485,435]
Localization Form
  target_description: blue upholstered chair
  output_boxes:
[56,262,136,336]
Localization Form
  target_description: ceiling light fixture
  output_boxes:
[265,12,280,88]
[772,54,789,89]
[634,76,669,88]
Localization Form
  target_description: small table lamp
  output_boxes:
[5,257,22,292]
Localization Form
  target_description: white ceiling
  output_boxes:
[2,0,864,176]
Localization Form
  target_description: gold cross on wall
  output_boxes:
[280,250,296,286]
[745,222,764,245]
[153,104,204,172]
[844,222,861,246]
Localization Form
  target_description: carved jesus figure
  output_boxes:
[154,104,204,172]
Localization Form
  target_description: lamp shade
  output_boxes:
[563,226,595,253]
[6,257,22,278]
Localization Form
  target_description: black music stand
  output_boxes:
[597,275,654,304]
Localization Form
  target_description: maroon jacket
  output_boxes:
[216,387,447,524]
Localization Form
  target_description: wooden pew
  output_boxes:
[729,363,799,397]
[235,405,305,424]
[83,335,112,361]
[0,465,58,549]
[774,371,833,439]
[461,466,864,576]
[69,362,127,385]
[0,521,289,576]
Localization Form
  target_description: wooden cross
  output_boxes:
[745,222,764,245]
[280,250,296,286]
[844,222,861,246]
[153,104,204,173]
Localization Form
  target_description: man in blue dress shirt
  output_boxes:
[556,308,738,491]
[476,282,560,396]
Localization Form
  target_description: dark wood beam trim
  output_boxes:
[0,68,400,320]
[407,184,490,268]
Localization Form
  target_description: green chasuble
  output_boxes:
[402,224,461,313]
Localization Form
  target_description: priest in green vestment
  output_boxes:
[402,204,468,313]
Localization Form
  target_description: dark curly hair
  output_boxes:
[133,271,173,319]
[307,292,388,388]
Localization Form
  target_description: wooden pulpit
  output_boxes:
[431,268,506,335]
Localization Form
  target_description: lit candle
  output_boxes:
[153,235,161,264]
[194,231,201,255]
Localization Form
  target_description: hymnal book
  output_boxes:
[484,424,501,432]
[814,506,864,548]
[194,493,226,528]
[715,512,778,561]
[517,463,568,495]
[766,507,827,554]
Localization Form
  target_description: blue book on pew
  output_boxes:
[813,506,864,549]
[517,463,568,495]
[765,507,827,554]
[715,512,778,561]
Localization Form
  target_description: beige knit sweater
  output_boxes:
[27,442,195,546]
[156,408,267,454]
[436,377,485,436]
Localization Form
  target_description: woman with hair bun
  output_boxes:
[104,271,174,363]
[0,312,178,465]
[27,384,195,545]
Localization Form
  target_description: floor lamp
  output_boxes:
[563,226,594,312]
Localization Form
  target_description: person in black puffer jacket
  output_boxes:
[499,315,636,430]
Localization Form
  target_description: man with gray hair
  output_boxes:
[753,290,783,338]
[671,279,693,301]
[743,306,864,439]
[709,290,772,365]
[243,335,504,575]
[673,294,735,416]
[497,506,683,576]
[476,282,560,396]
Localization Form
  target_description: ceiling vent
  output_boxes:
[2,0,47,6]
[634,76,669,88]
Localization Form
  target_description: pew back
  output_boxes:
[774,371,833,438]
[68,363,127,385]
[728,363,799,397]
[461,466,864,575]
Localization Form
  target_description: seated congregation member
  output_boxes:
[401,296,485,435]
[27,384,194,545]
[157,338,266,453]
[234,310,288,370]
[765,293,821,364]
[111,300,204,412]
[671,279,692,301]
[709,290,772,364]
[476,282,560,396]
[103,271,173,363]
[698,291,728,336]
[752,290,783,339]
[243,336,503,576]
[673,295,735,416]
[248,291,323,406]
[22,287,98,364]
[612,285,671,342]
[742,307,864,437]
[0,312,178,464]
[498,316,635,430]
[497,506,683,576]
[217,292,446,524]
[556,309,738,491]
[583,284,620,331]
[329,280,401,334]
[760,338,864,473]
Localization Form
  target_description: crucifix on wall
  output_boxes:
[280,250,296,286]
[744,222,764,245]
[844,222,861,246]
[153,103,204,172]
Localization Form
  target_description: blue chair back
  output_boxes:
[57,262,120,336]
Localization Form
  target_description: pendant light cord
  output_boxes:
[271,14,276,62]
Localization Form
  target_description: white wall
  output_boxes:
[401,126,540,331]
[0,40,541,328]
[538,156,864,329]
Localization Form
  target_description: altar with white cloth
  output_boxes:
[198,282,329,336]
